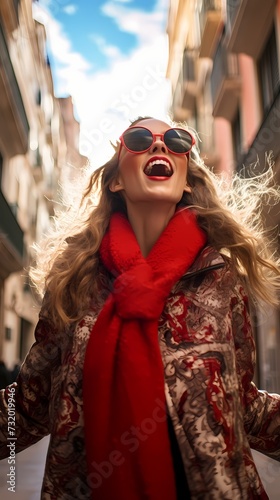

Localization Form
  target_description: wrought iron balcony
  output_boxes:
[182,50,197,103]
[0,0,20,33]
[32,148,44,183]
[199,0,224,59]
[239,87,280,174]
[0,190,24,278]
[171,51,196,120]
[211,40,241,121]
[0,23,29,157]
[227,0,276,58]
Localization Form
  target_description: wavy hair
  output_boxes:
[30,117,280,330]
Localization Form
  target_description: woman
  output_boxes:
[0,116,280,499]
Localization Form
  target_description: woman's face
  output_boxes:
[110,118,190,207]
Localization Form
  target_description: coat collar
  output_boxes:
[181,245,225,280]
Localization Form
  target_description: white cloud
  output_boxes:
[89,34,123,61]
[33,3,92,96]
[32,1,171,168]
[63,5,78,15]
[77,35,171,167]
[37,0,52,7]
[101,0,168,45]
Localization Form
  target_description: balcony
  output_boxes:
[0,23,29,157]
[32,148,44,184]
[172,51,197,120]
[182,51,197,107]
[0,0,20,33]
[227,0,276,59]
[0,190,24,279]
[239,87,280,174]
[211,41,241,121]
[199,0,224,59]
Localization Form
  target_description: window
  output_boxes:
[19,318,32,361]
[0,153,3,186]
[258,25,280,113]
[232,108,242,170]
[5,327,12,341]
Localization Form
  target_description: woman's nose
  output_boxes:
[149,136,167,154]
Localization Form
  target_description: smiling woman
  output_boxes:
[109,118,193,246]
[0,116,280,500]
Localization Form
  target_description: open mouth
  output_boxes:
[144,159,173,177]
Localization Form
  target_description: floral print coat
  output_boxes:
[0,246,280,499]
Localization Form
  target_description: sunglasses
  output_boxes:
[118,126,195,158]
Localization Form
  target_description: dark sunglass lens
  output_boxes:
[165,129,192,153]
[123,128,153,152]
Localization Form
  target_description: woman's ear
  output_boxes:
[109,177,123,192]
[183,184,192,193]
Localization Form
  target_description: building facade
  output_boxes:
[0,0,85,369]
[58,95,88,198]
[167,0,280,392]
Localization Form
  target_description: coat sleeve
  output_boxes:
[232,284,280,461]
[0,315,61,459]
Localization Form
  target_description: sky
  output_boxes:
[33,0,172,167]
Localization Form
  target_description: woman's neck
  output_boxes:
[126,202,176,257]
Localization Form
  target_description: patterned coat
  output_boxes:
[0,246,280,499]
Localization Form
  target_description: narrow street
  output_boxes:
[252,450,280,499]
[0,437,49,500]
[0,438,279,499]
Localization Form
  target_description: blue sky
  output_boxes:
[49,0,158,71]
[33,0,171,166]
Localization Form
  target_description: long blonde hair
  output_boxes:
[30,117,280,330]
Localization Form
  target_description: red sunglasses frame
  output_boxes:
[118,126,195,160]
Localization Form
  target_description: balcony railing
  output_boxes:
[0,0,20,33]
[0,23,29,156]
[181,51,196,112]
[211,40,241,121]
[227,0,276,58]
[171,79,189,122]
[0,191,24,258]
[32,148,44,183]
[183,50,195,82]
[238,87,280,175]
[199,0,223,58]
[0,190,24,278]
[171,51,197,120]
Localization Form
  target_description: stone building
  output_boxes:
[0,0,85,368]
[167,0,280,391]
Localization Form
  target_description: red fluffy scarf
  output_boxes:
[83,208,206,499]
